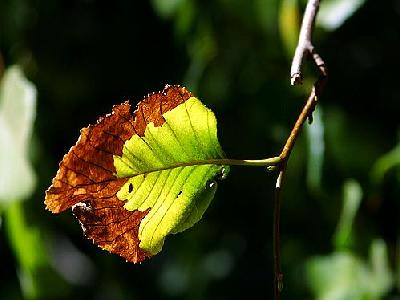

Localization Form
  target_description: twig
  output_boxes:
[273,168,285,300]
[273,0,327,299]
[290,0,324,85]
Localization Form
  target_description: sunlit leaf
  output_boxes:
[0,65,36,203]
[45,85,229,263]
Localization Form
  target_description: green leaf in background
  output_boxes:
[0,65,36,204]
[307,240,393,300]
[6,201,47,298]
[334,179,362,250]
[151,0,196,38]
[317,0,367,30]
[307,178,394,299]
[371,140,400,185]
[151,0,184,19]
[5,200,69,299]
[306,106,325,192]
[368,240,394,298]
[279,0,300,56]
[397,244,400,292]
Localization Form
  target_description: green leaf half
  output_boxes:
[114,97,228,254]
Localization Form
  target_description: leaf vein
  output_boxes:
[148,166,198,247]
[184,101,206,157]
[138,167,184,238]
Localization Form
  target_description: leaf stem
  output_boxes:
[198,157,282,167]
[123,157,282,178]
[168,157,282,168]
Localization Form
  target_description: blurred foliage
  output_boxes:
[5,201,69,299]
[307,179,393,300]
[307,240,393,300]
[0,66,36,203]
[334,179,363,250]
[306,106,325,193]
[279,0,300,57]
[0,0,399,299]
[317,0,367,30]
[372,140,400,186]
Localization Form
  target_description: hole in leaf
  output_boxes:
[217,167,228,180]
[72,201,92,212]
[177,191,182,197]
[128,183,133,193]
[207,180,216,188]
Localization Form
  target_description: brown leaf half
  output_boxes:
[45,85,192,263]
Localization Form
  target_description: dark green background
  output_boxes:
[0,0,399,299]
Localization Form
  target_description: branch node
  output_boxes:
[291,73,303,86]
[267,165,278,172]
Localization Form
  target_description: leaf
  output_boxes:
[45,85,229,263]
[371,142,400,185]
[6,201,47,296]
[0,65,36,203]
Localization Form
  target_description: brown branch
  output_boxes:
[273,168,285,300]
[272,73,327,300]
[273,0,327,299]
[280,78,325,161]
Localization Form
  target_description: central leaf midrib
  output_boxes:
[116,159,225,178]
